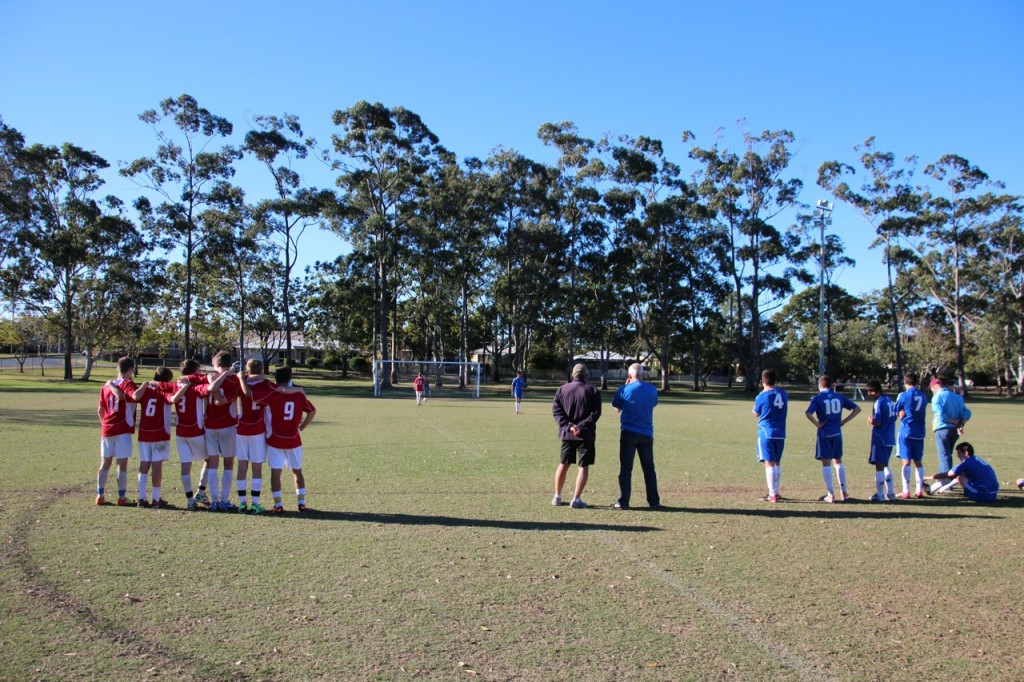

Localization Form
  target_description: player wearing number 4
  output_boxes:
[894,372,928,498]
[865,380,896,501]
[753,368,787,502]
[805,375,862,503]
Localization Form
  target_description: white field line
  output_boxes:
[599,532,835,682]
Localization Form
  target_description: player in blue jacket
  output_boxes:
[865,380,896,501]
[805,375,862,503]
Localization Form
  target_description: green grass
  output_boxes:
[1,370,1023,681]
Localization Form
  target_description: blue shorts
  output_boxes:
[815,432,843,461]
[963,481,997,503]
[757,437,784,463]
[897,434,924,462]
[869,443,893,466]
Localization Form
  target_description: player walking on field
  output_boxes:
[413,371,426,405]
[511,370,526,414]
[127,367,188,508]
[894,372,928,498]
[865,380,897,501]
[753,368,787,503]
[805,375,862,503]
[95,357,139,506]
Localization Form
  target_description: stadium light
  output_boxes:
[813,200,834,377]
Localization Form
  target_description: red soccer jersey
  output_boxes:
[98,378,138,437]
[413,376,425,392]
[237,377,276,436]
[136,383,177,443]
[172,381,212,438]
[264,391,315,449]
[205,373,241,430]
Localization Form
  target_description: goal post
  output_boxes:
[373,359,482,398]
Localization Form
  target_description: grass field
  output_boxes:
[1,368,1023,681]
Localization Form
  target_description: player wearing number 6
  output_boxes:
[753,368,787,502]
[805,375,862,503]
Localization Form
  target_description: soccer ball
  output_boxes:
[1017,477,1024,490]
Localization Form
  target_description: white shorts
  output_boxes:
[100,434,133,460]
[205,426,237,458]
[176,435,208,463]
[236,433,268,464]
[139,441,171,463]
[268,446,303,470]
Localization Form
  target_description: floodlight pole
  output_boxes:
[813,200,834,377]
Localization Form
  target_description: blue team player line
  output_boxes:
[865,380,897,501]
[752,368,787,503]
[805,375,862,503]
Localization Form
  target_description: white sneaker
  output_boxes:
[869,493,887,502]
[818,493,835,503]
[551,495,562,506]
[570,498,587,509]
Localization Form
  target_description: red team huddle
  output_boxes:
[96,353,316,514]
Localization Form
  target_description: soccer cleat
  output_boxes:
[272,504,285,514]
[297,503,309,513]
[1017,477,1024,490]
[249,503,265,515]
[117,498,131,507]
[613,500,629,509]
[838,491,851,502]
[896,491,911,499]
[186,498,197,511]
[95,495,105,506]
[194,490,211,506]
[235,503,248,513]
[886,493,898,501]
[928,482,943,495]
[153,499,169,509]
[137,499,151,508]
[818,493,835,503]
[914,490,925,499]
[570,498,587,509]
[551,495,562,507]
[759,494,780,503]
[868,493,886,502]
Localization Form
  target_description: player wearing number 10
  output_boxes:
[805,375,862,503]
[753,368,787,502]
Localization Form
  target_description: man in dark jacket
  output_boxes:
[551,363,602,508]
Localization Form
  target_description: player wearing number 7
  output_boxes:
[893,372,928,498]
[805,375,862,503]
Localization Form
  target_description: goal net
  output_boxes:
[373,360,482,398]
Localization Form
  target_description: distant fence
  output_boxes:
[0,354,90,372]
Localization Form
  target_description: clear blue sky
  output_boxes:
[2,0,1022,297]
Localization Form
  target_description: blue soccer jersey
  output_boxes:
[807,390,858,437]
[754,387,788,439]
[871,394,897,446]
[511,376,526,397]
[894,387,927,439]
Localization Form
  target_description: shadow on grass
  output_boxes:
[276,509,662,532]
[634,501,1006,519]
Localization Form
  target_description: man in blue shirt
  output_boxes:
[805,375,862,503]
[930,376,972,492]
[894,372,929,498]
[926,442,998,503]
[865,380,896,501]
[611,363,660,509]
[753,368,787,502]
[511,371,526,415]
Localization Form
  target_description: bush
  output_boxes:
[350,356,370,374]
[305,357,322,370]
[322,353,342,371]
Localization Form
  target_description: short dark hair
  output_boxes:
[904,372,918,386]
[245,358,263,375]
[955,442,974,457]
[761,368,776,387]
[154,366,173,382]
[866,380,883,393]
[212,350,232,369]
[180,359,200,375]
[275,366,293,385]
[818,374,833,389]
[117,356,135,373]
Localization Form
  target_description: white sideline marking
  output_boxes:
[599,532,835,682]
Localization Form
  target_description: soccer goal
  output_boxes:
[373,360,482,398]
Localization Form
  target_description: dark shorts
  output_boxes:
[560,440,595,467]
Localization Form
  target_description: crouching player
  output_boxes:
[261,366,316,513]
[865,380,896,501]
[926,442,999,503]
[96,357,139,506]
[130,368,188,507]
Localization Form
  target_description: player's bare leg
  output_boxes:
[553,463,570,504]
[292,468,307,510]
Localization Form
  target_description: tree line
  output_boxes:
[1,95,1020,393]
